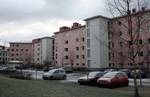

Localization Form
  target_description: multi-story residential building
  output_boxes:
[0,45,8,65]
[54,23,86,68]
[8,42,32,65]
[84,9,150,72]
[32,37,54,66]
[84,16,109,68]
[108,9,150,72]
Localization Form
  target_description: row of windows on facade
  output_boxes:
[55,46,85,52]
[0,53,7,56]
[109,51,150,60]
[108,26,150,39]
[64,37,85,44]
[9,49,29,52]
[109,38,150,48]
[11,58,28,61]
[55,61,86,66]
[55,54,85,59]
[64,46,85,52]
[0,58,8,61]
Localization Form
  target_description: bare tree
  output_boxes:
[107,0,150,97]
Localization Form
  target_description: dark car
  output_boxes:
[97,71,129,88]
[78,71,104,85]
[120,69,131,77]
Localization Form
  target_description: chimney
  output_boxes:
[59,26,70,31]
[71,22,81,29]
[132,8,136,13]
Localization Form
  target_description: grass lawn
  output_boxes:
[0,75,150,97]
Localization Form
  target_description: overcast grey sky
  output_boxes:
[0,0,109,45]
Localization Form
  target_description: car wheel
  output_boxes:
[49,76,53,80]
[62,75,66,80]
[125,82,129,87]
[110,84,115,89]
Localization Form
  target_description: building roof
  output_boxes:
[84,15,110,21]
[84,9,150,21]
[9,42,32,44]
[54,25,86,34]
[33,37,54,40]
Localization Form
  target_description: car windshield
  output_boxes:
[88,72,99,77]
[48,69,57,73]
[103,72,117,78]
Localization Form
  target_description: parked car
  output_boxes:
[78,71,104,85]
[0,66,17,72]
[42,68,66,80]
[43,67,55,72]
[130,69,146,78]
[97,71,129,88]
[104,69,118,73]
[119,69,131,77]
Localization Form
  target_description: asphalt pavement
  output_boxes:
[20,69,150,86]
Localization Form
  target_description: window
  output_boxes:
[16,53,19,56]
[11,49,14,51]
[87,60,91,66]
[118,21,122,25]
[87,29,90,37]
[82,55,85,59]
[87,49,90,58]
[76,63,79,66]
[138,51,143,56]
[76,38,79,42]
[65,40,68,44]
[148,38,150,44]
[65,56,69,59]
[16,44,19,47]
[119,31,122,36]
[26,49,28,52]
[118,52,123,57]
[21,49,24,51]
[82,46,85,50]
[16,49,18,51]
[82,63,85,66]
[11,54,14,56]
[139,39,142,44]
[76,55,79,59]
[82,37,85,41]
[76,47,79,51]
[65,48,68,52]
[128,41,132,45]
[87,39,90,47]
[119,42,123,47]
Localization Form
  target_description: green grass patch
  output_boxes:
[0,75,149,97]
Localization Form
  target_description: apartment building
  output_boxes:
[54,23,86,68]
[108,9,150,71]
[32,37,54,66]
[8,42,32,65]
[0,45,8,64]
[84,16,109,68]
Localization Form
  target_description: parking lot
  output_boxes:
[20,69,150,86]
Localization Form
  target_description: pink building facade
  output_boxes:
[8,42,32,65]
[108,10,150,71]
[54,23,87,68]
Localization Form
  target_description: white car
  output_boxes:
[42,68,66,80]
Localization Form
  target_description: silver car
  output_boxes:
[42,68,66,80]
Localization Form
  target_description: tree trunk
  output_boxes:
[133,71,140,97]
